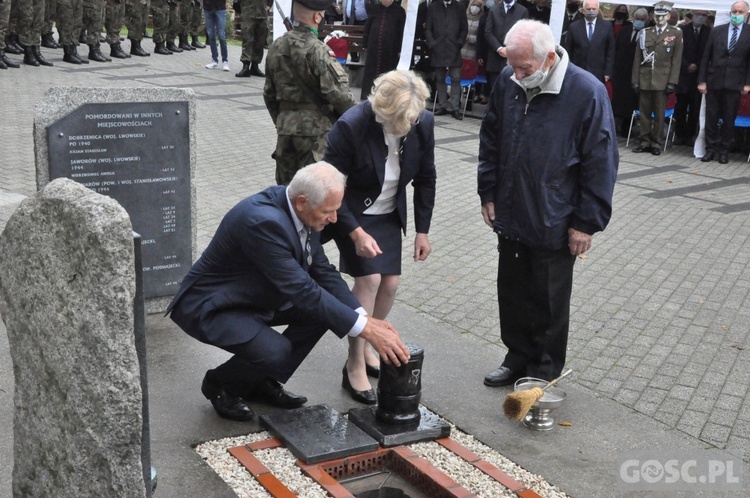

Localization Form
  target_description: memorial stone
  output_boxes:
[0,178,147,497]
[34,87,197,313]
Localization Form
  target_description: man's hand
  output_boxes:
[481,202,495,228]
[743,85,750,95]
[604,75,610,82]
[413,233,431,261]
[568,227,592,256]
[632,83,639,94]
[350,227,383,258]
[698,83,707,94]
[497,46,507,58]
[359,318,410,366]
[688,63,697,73]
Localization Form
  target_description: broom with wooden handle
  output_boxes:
[503,369,573,421]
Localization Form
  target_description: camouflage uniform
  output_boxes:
[81,0,103,45]
[263,25,356,185]
[124,0,147,42]
[151,0,169,45]
[42,0,57,37]
[166,0,180,45]
[189,0,201,39]
[0,1,10,51]
[104,0,124,45]
[240,0,268,64]
[17,0,45,46]
[56,0,84,45]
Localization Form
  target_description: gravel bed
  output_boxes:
[196,426,569,497]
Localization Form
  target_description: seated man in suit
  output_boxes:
[563,0,615,83]
[167,162,410,421]
[698,0,750,164]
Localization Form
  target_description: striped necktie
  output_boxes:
[730,26,739,52]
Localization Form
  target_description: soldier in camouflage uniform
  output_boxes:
[5,0,23,55]
[0,0,21,69]
[151,0,172,54]
[264,0,356,185]
[165,0,182,52]
[82,0,110,61]
[18,0,53,66]
[41,0,60,48]
[104,0,129,58]
[58,0,90,64]
[188,0,203,48]
[236,0,268,77]
[177,0,195,50]
[124,0,149,56]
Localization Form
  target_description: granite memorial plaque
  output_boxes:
[349,405,451,447]
[46,101,191,299]
[261,405,378,464]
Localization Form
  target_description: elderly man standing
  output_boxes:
[425,0,468,120]
[563,0,614,83]
[632,1,683,155]
[478,20,618,385]
[698,1,750,164]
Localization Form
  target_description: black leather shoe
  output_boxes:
[651,147,661,156]
[719,153,729,164]
[342,365,377,404]
[250,62,265,77]
[434,107,449,116]
[632,145,651,153]
[451,110,463,120]
[201,374,255,421]
[483,366,525,387]
[254,378,307,408]
[701,152,714,162]
[235,62,251,77]
[366,363,380,378]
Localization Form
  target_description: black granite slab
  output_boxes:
[260,404,378,464]
[348,405,451,447]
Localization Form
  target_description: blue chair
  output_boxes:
[432,76,476,118]
[626,108,676,151]
[734,114,750,161]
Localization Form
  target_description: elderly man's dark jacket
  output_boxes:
[322,100,436,239]
[484,1,528,73]
[478,49,618,251]
[564,17,616,82]
[424,0,468,67]
[699,22,750,91]
[167,186,361,347]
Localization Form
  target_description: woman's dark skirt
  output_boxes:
[335,211,402,277]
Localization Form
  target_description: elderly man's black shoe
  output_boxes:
[651,148,661,156]
[254,378,307,408]
[701,152,715,162]
[483,366,525,387]
[719,153,729,164]
[201,375,255,421]
[451,110,463,120]
[434,107,449,116]
[342,365,377,404]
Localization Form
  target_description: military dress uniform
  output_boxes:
[236,0,268,77]
[632,5,683,153]
[264,23,356,185]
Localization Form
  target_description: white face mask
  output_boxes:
[516,67,549,89]
[470,5,481,14]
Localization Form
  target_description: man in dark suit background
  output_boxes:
[564,0,615,83]
[561,0,583,43]
[698,1,750,163]
[425,0,468,119]
[484,0,528,92]
[167,162,410,421]
[674,9,711,146]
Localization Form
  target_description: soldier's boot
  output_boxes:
[110,42,130,59]
[166,39,183,53]
[0,50,20,68]
[72,44,90,63]
[235,62,251,77]
[32,46,54,66]
[6,34,23,53]
[88,43,111,62]
[129,39,150,57]
[250,62,265,77]
[62,45,82,64]
[191,35,205,48]
[178,34,194,51]
[154,42,172,55]
[23,45,40,66]
[41,33,60,49]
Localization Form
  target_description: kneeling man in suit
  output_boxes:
[167,162,411,421]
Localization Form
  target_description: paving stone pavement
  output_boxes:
[1,39,749,477]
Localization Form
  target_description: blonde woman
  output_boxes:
[323,70,436,403]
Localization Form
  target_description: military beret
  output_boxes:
[295,0,335,11]
[653,1,673,16]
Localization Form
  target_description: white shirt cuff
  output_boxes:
[347,308,368,337]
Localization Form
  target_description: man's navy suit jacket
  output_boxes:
[699,22,750,91]
[564,17,615,82]
[167,186,361,347]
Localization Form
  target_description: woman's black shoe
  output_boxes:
[342,365,377,404]
[365,363,380,378]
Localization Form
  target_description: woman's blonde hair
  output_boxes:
[368,70,430,137]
